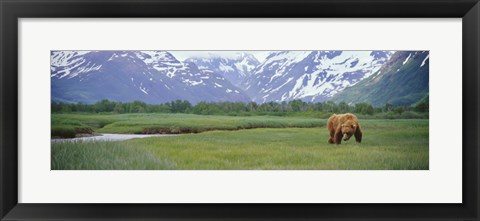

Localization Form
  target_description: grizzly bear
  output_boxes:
[327,113,362,144]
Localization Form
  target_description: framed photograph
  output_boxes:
[1,0,479,220]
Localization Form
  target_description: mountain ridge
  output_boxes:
[51,50,428,107]
[241,50,393,103]
[51,51,251,104]
[332,51,429,106]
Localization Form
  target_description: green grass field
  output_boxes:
[51,113,428,170]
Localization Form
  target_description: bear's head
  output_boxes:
[340,120,358,141]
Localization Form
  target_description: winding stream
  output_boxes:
[51,133,177,143]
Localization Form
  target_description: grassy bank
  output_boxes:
[52,113,327,137]
[52,119,429,170]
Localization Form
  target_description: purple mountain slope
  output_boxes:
[51,51,251,104]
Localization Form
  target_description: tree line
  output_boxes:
[52,99,428,115]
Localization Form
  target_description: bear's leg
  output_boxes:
[328,130,335,144]
[334,127,343,145]
[354,124,363,143]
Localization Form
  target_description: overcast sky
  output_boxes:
[169,51,273,62]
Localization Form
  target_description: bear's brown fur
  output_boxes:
[327,113,362,144]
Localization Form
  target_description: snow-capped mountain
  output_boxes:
[241,51,393,103]
[332,51,429,106]
[51,50,427,107]
[51,51,251,104]
[184,52,260,86]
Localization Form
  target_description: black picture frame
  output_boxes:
[1,0,479,220]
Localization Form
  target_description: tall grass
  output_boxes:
[51,141,176,170]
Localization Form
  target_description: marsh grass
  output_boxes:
[51,126,94,138]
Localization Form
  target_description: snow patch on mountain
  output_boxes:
[184,52,260,86]
[51,51,91,67]
[420,54,429,67]
[402,53,412,65]
[242,50,393,103]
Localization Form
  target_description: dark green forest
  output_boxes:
[52,98,428,119]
